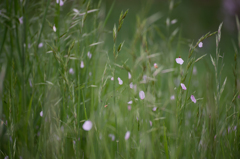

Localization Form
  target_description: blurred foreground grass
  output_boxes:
[0,0,240,158]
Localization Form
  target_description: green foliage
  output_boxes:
[0,0,239,159]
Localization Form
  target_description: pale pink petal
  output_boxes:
[152,107,157,111]
[87,51,92,59]
[128,101,132,104]
[80,61,84,68]
[128,72,131,79]
[108,134,115,141]
[149,121,152,126]
[171,19,177,24]
[129,82,133,89]
[128,105,131,110]
[170,95,175,100]
[125,131,130,140]
[154,63,158,68]
[82,120,92,131]
[176,58,184,65]
[180,83,187,90]
[111,77,114,81]
[40,111,43,117]
[191,95,196,103]
[198,42,203,48]
[118,77,123,85]
[139,91,145,99]
[53,24,56,32]
[59,0,64,6]
[69,68,74,74]
[19,17,23,24]
[38,43,43,48]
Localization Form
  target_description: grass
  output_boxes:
[0,0,240,158]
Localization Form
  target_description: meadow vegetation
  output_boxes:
[0,0,239,158]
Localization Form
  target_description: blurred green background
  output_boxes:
[100,0,240,86]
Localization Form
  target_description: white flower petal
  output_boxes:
[152,107,157,111]
[149,121,152,126]
[118,77,123,85]
[180,83,187,90]
[108,134,115,141]
[87,51,92,59]
[125,131,130,140]
[53,25,56,32]
[128,100,132,104]
[198,42,203,48]
[38,43,43,48]
[69,68,74,74]
[128,72,131,79]
[176,58,184,65]
[139,91,145,99]
[171,19,177,24]
[80,61,84,68]
[40,111,43,117]
[191,95,196,103]
[19,17,23,24]
[129,82,133,89]
[59,0,64,6]
[82,120,92,131]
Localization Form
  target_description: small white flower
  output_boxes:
[118,77,123,85]
[80,61,84,68]
[59,0,64,6]
[87,51,92,59]
[19,17,23,24]
[69,68,74,74]
[125,131,130,140]
[38,43,43,48]
[139,91,145,100]
[170,95,175,100]
[57,0,64,6]
[111,77,114,81]
[198,42,203,48]
[82,120,92,131]
[129,82,133,89]
[171,19,177,24]
[128,72,131,79]
[149,121,152,126]
[152,107,157,111]
[176,58,184,65]
[40,111,43,117]
[180,83,187,90]
[108,134,115,141]
[128,101,133,104]
[53,24,56,32]
[191,95,196,103]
